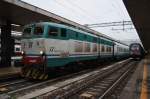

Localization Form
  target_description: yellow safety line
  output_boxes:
[140,59,148,99]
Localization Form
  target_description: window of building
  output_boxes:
[48,27,58,36]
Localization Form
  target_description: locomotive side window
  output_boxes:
[48,27,58,37]
[34,26,44,35]
[76,32,79,38]
[61,28,67,37]
[84,43,91,52]
[23,28,31,35]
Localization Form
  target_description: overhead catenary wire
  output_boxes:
[67,0,97,22]
[106,0,124,21]
[53,0,95,23]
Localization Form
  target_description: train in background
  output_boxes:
[0,43,22,66]
[129,43,145,59]
[12,45,22,66]
[21,22,130,80]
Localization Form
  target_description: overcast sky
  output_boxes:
[22,0,140,41]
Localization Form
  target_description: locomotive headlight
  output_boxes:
[40,51,44,55]
[21,51,25,55]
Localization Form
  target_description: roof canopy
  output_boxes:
[123,0,150,50]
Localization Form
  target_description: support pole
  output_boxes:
[0,20,14,67]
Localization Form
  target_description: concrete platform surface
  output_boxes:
[119,56,150,99]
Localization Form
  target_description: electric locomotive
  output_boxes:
[130,43,145,59]
[21,22,130,80]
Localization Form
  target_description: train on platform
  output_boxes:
[129,43,145,59]
[21,22,130,80]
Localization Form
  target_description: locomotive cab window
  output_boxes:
[23,27,32,36]
[34,26,44,35]
[48,26,58,37]
[61,28,67,37]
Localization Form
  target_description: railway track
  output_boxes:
[0,60,115,98]
[0,79,40,94]
[0,59,134,99]
[3,59,131,99]
[78,61,138,99]
[36,59,133,99]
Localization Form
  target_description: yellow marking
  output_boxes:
[34,71,40,79]
[39,74,45,80]
[140,59,148,99]
[33,71,39,79]
[32,69,37,77]
[26,70,31,77]
[44,74,48,80]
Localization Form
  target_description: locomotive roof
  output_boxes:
[24,22,129,46]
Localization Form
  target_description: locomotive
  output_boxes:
[21,22,130,80]
[129,43,145,59]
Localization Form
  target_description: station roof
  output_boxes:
[123,0,150,51]
[0,0,127,45]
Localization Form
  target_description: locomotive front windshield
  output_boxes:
[131,44,139,51]
[23,24,44,37]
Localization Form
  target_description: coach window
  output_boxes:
[101,45,105,52]
[110,47,112,52]
[61,28,67,37]
[48,26,58,37]
[93,44,97,52]
[85,43,91,52]
[34,26,44,35]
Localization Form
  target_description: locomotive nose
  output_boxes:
[21,39,45,55]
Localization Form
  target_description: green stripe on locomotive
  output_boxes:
[46,55,113,67]
[46,56,98,67]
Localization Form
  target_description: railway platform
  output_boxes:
[119,56,150,99]
[0,66,21,79]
